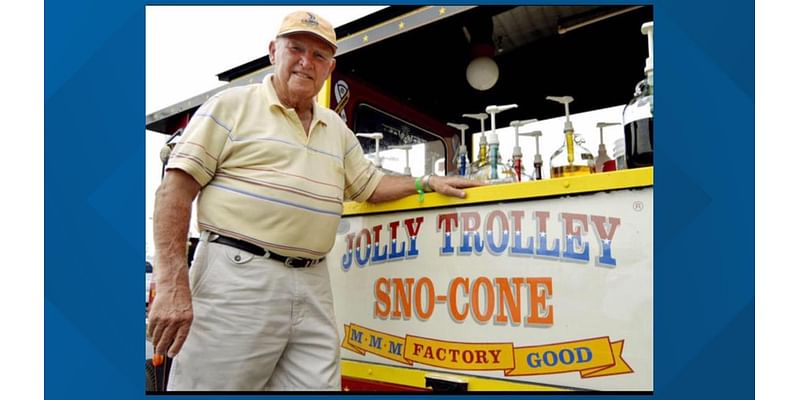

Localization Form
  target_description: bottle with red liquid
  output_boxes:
[510,118,537,182]
[594,122,620,172]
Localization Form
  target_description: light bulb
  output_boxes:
[466,56,499,91]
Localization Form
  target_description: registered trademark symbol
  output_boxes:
[633,201,644,211]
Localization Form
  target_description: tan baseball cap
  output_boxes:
[276,11,337,51]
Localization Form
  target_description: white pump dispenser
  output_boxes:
[641,22,654,86]
[485,104,518,139]
[356,132,384,168]
[594,122,620,172]
[509,119,537,182]
[484,104,517,181]
[520,130,543,180]
[463,112,489,172]
[546,96,574,133]
[546,96,594,177]
[447,122,470,177]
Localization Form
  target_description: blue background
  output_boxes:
[44,0,753,399]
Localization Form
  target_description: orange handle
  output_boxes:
[152,353,164,367]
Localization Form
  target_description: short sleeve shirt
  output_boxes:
[166,74,384,258]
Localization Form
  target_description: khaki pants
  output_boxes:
[168,232,341,391]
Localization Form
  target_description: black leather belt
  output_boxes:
[210,234,324,268]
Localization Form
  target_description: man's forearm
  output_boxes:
[149,170,201,357]
[367,175,418,203]
[152,171,201,289]
[367,174,477,203]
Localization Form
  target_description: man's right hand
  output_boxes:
[147,283,193,358]
[150,169,203,358]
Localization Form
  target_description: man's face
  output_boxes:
[269,34,336,102]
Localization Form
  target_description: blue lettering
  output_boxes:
[543,351,558,367]
[597,240,617,267]
[404,217,423,258]
[389,239,406,260]
[458,230,484,254]
[536,233,560,258]
[487,230,509,255]
[509,211,534,256]
[388,341,403,356]
[371,225,388,264]
[440,232,455,255]
[535,212,560,258]
[388,221,406,260]
[486,211,509,255]
[355,229,371,267]
[438,213,458,255]
[511,231,535,256]
[559,349,574,365]
[563,234,590,261]
[591,215,620,267]
[371,242,388,263]
[528,348,591,369]
[407,236,419,258]
[350,329,363,343]
[341,233,354,271]
[527,352,542,368]
[576,347,593,363]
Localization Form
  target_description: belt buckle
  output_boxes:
[284,257,311,268]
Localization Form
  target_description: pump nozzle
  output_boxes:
[485,104,518,115]
[356,132,384,168]
[509,119,537,182]
[519,131,543,157]
[547,96,578,164]
[546,96,574,132]
[483,104,517,181]
[462,113,488,136]
[520,130,544,180]
[509,119,537,148]
[593,122,620,173]
[447,122,469,147]
[485,104,518,139]
[448,122,470,177]
[464,112,489,164]
[595,122,620,145]
[641,21,654,81]
[389,144,413,176]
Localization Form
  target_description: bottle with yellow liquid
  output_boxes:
[463,112,490,180]
[546,96,595,178]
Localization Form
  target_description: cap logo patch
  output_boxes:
[301,13,319,28]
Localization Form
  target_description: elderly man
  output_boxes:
[148,10,478,391]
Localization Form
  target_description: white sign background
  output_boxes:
[329,188,653,391]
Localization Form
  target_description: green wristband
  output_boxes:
[415,176,425,202]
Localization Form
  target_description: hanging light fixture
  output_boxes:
[466,43,498,91]
[464,18,498,91]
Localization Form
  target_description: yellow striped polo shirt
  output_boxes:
[166,74,384,259]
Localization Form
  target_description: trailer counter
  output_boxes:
[330,167,653,391]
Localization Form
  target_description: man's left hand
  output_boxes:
[428,175,483,198]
